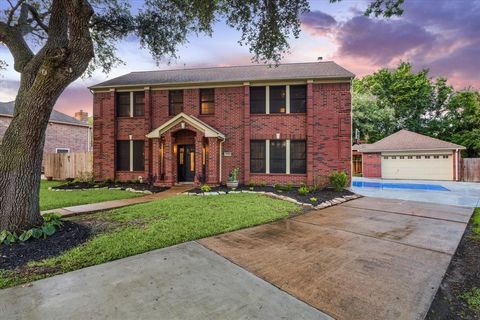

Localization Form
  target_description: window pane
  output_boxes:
[290,140,306,173]
[250,87,266,114]
[270,86,286,113]
[117,93,130,117]
[133,141,145,171]
[200,89,215,114]
[116,141,130,171]
[290,85,306,113]
[250,140,266,173]
[169,90,183,115]
[270,140,286,173]
[133,92,144,116]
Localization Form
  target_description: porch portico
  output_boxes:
[146,113,225,186]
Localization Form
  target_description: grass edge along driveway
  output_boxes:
[0,193,299,289]
[40,180,143,211]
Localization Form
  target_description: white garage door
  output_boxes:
[381,154,453,180]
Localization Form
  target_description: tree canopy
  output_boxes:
[353,62,480,157]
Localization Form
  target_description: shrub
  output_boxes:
[125,180,133,184]
[298,185,309,196]
[114,179,121,185]
[77,171,95,183]
[329,171,348,192]
[274,183,291,192]
[105,178,113,184]
[310,197,317,203]
[0,213,63,245]
[308,185,319,193]
[314,175,330,190]
[259,181,267,188]
[200,184,211,193]
[247,181,255,188]
[228,167,240,182]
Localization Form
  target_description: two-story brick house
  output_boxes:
[90,62,354,186]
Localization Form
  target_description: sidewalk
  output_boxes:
[41,185,192,217]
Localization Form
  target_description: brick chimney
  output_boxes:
[75,109,88,122]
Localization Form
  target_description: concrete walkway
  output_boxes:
[200,197,473,320]
[351,177,480,207]
[42,185,192,217]
[0,242,330,320]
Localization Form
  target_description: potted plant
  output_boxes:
[226,167,239,188]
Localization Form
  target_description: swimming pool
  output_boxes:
[352,181,450,191]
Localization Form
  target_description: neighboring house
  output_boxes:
[89,62,354,186]
[0,101,92,158]
[353,130,465,181]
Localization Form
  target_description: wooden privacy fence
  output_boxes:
[462,158,480,182]
[44,152,93,180]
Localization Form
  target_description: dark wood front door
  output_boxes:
[178,144,195,182]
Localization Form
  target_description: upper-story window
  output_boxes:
[116,92,144,117]
[290,85,306,113]
[270,86,286,113]
[117,92,130,117]
[169,90,183,116]
[133,92,145,116]
[250,87,266,114]
[200,88,215,115]
[249,85,307,114]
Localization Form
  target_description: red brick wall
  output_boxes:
[362,153,382,178]
[93,82,352,185]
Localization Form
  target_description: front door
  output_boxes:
[178,144,195,182]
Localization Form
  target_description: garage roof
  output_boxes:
[360,130,465,152]
[89,61,354,89]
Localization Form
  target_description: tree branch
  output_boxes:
[0,21,34,72]
[24,3,49,32]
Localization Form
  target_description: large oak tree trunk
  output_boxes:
[0,0,94,232]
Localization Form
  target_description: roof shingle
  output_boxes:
[360,130,465,152]
[0,101,88,126]
[90,61,354,89]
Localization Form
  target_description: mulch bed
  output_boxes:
[0,221,91,270]
[189,184,354,206]
[426,214,480,320]
[53,181,168,193]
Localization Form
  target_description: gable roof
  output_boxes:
[360,130,465,152]
[90,61,354,89]
[146,112,225,139]
[0,101,89,127]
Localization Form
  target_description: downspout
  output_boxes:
[455,149,459,181]
[219,139,224,184]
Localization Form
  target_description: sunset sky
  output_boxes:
[1,0,479,116]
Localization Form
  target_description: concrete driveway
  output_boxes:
[0,197,472,320]
[351,177,480,207]
[200,197,473,320]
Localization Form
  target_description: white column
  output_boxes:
[129,135,133,171]
[265,86,270,114]
[286,140,291,174]
[286,85,290,114]
[265,139,270,174]
[130,92,134,117]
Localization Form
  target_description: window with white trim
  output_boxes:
[250,139,306,174]
[117,140,144,171]
[270,86,287,113]
[290,85,307,113]
[270,140,286,173]
[250,140,266,173]
[117,92,144,117]
[55,148,70,154]
[290,140,306,173]
[250,87,266,114]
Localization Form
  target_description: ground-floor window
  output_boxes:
[116,140,144,171]
[250,139,306,174]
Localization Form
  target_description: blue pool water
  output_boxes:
[352,181,450,191]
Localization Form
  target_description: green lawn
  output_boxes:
[40,180,143,211]
[472,208,480,240]
[0,193,299,288]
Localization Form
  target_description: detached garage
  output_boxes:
[353,130,465,181]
